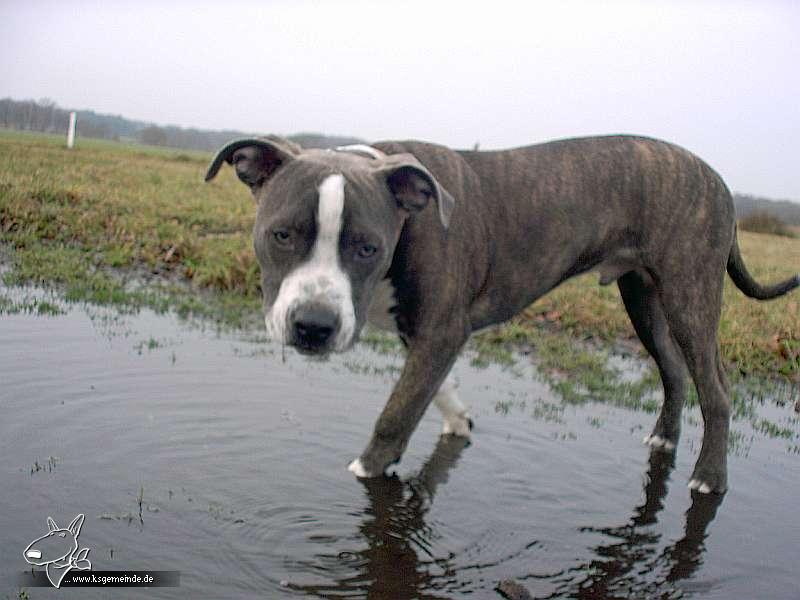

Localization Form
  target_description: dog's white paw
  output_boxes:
[442,412,473,437]
[347,458,369,478]
[643,434,675,451]
[688,479,712,494]
[433,375,472,438]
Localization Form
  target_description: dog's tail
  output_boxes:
[727,226,800,300]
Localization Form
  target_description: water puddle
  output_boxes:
[1,285,798,598]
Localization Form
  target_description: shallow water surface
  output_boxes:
[1,291,799,599]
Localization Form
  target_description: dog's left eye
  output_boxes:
[272,229,292,246]
[357,244,378,259]
[58,532,66,537]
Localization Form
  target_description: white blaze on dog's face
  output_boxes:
[264,173,356,352]
[204,138,455,355]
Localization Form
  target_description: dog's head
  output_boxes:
[206,136,454,355]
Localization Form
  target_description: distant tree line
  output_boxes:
[737,210,796,237]
[733,193,800,225]
[0,97,363,151]
[1,98,72,135]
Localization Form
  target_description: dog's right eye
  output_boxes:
[272,229,292,246]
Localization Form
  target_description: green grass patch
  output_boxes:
[1,241,261,328]
[0,293,65,316]
[752,418,795,440]
[473,320,662,410]
[359,328,404,355]
[134,337,165,354]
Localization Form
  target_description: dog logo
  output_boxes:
[23,514,92,588]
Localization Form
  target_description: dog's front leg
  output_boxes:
[349,331,468,477]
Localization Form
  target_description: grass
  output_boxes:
[0,292,64,316]
[0,129,252,284]
[1,129,798,391]
[0,129,261,328]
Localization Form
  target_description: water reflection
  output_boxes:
[292,435,469,599]
[540,452,725,599]
[292,448,723,599]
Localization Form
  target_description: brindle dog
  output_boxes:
[206,134,799,494]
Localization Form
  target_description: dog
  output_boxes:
[205,134,799,494]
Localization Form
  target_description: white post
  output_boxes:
[66,112,77,148]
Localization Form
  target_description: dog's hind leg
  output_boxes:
[432,373,473,437]
[659,272,730,494]
[618,270,688,452]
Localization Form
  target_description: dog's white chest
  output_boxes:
[366,278,398,333]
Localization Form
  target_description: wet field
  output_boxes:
[1,285,799,599]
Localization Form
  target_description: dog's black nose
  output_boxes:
[290,304,340,351]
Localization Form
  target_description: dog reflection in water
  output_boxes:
[289,446,723,599]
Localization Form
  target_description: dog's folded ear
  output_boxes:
[205,136,301,190]
[377,154,455,229]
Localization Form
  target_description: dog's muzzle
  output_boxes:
[288,302,341,354]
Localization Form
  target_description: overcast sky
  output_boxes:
[2,0,798,200]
